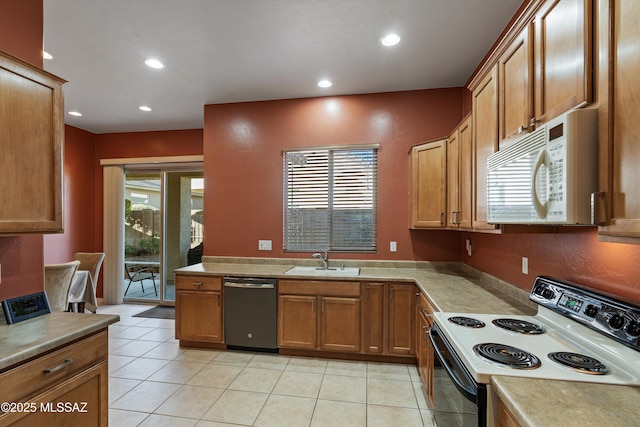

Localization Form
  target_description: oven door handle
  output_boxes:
[429,327,477,402]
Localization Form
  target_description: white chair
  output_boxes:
[44,260,81,312]
[72,252,105,313]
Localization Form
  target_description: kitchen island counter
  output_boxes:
[0,311,119,372]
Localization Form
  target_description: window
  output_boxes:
[284,146,377,252]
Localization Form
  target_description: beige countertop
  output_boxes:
[175,257,536,315]
[0,312,119,372]
[492,376,640,427]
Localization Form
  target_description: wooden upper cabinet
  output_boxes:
[0,50,65,234]
[494,0,592,146]
[499,24,534,144]
[409,139,447,228]
[534,0,593,124]
[446,127,460,227]
[447,114,473,229]
[471,65,499,231]
[458,115,473,229]
[597,0,640,242]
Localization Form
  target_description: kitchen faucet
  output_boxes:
[312,250,329,270]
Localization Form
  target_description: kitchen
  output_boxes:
[1,0,639,426]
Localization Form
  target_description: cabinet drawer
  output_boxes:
[176,275,222,291]
[279,280,360,297]
[0,330,107,405]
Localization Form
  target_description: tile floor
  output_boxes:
[101,303,436,427]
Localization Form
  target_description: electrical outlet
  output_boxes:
[466,239,472,256]
[522,257,529,274]
[390,241,397,252]
[258,240,272,251]
[0,263,2,284]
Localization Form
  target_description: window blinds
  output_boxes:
[284,147,377,252]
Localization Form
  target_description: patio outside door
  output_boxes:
[123,169,203,305]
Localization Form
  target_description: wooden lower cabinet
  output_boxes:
[278,280,361,353]
[320,297,361,352]
[417,292,435,408]
[362,283,385,353]
[498,399,521,427]
[278,295,317,349]
[362,282,416,357]
[388,284,416,355]
[175,274,224,344]
[0,331,109,426]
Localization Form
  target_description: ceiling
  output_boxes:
[43,0,522,134]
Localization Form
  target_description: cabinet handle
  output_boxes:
[518,125,527,134]
[421,309,433,318]
[439,212,444,225]
[43,358,73,374]
[216,293,221,306]
[591,192,607,226]
[192,282,204,287]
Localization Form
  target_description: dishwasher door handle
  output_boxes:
[224,282,275,289]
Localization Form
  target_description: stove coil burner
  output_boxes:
[473,343,541,369]
[447,316,486,328]
[547,352,609,375]
[492,318,545,335]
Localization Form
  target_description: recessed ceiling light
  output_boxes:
[138,105,152,112]
[380,34,401,47]
[318,79,332,88]
[145,58,164,69]
[43,51,53,60]
[68,111,82,117]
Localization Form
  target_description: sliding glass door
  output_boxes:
[123,167,203,305]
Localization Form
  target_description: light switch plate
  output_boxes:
[522,257,529,274]
[258,240,272,251]
[390,241,397,252]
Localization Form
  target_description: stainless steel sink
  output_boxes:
[284,266,360,277]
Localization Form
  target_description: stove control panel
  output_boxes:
[531,276,640,351]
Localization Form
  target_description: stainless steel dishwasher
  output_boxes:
[223,276,278,352]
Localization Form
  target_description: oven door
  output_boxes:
[429,323,486,427]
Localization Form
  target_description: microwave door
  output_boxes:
[487,146,547,224]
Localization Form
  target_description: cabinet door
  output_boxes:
[176,290,223,342]
[418,312,432,408]
[446,127,460,228]
[458,115,473,229]
[597,0,640,241]
[0,51,64,234]
[534,0,592,124]
[472,65,499,230]
[278,295,317,349]
[409,139,448,228]
[320,297,361,352]
[363,283,385,353]
[499,24,533,144]
[0,362,108,427]
[388,284,416,355]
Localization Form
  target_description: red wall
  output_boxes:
[203,89,464,261]
[91,129,203,296]
[0,0,45,301]
[44,126,97,263]
[463,228,640,303]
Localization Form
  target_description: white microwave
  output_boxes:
[487,108,598,225]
